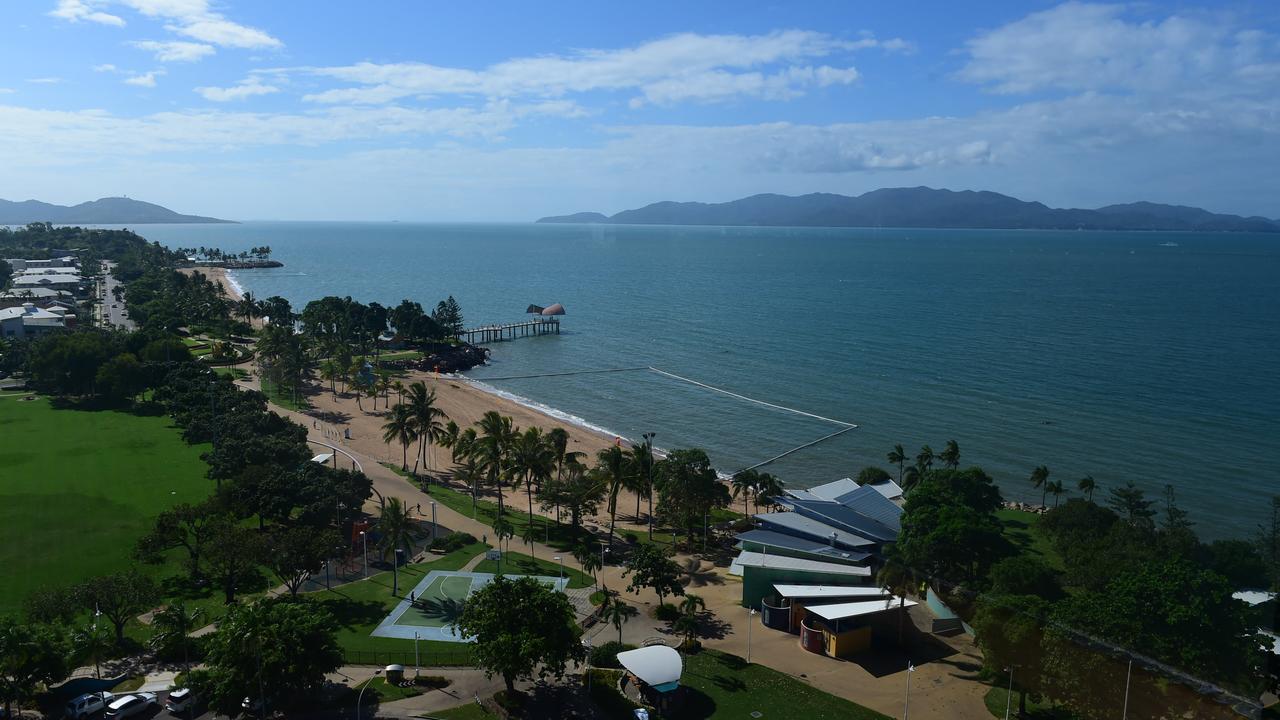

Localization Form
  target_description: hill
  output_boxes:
[537,187,1280,232]
[0,196,232,224]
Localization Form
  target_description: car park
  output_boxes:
[165,687,198,715]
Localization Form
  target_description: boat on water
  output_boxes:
[1159,241,1180,247]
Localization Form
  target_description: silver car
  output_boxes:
[64,692,115,719]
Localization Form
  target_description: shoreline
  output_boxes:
[185,266,244,302]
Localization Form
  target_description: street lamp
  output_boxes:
[642,432,656,540]
[356,669,382,720]
[1122,658,1133,719]
[360,531,367,578]
[414,632,421,678]
[1004,667,1014,720]
[555,555,564,583]
[430,501,437,542]
[746,607,757,663]
[903,662,915,720]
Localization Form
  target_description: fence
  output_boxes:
[342,648,474,668]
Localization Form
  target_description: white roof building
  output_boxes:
[616,646,682,693]
[0,303,67,338]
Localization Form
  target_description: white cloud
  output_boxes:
[49,0,280,50]
[49,0,125,26]
[124,69,164,87]
[26,77,63,84]
[194,78,278,102]
[93,63,118,72]
[301,30,889,106]
[0,88,14,95]
[130,39,215,62]
[958,2,1278,95]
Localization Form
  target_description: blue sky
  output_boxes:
[1,1,1278,220]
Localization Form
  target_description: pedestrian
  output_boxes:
[410,591,416,603]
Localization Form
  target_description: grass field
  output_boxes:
[258,375,311,411]
[430,703,494,720]
[472,550,593,589]
[983,685,1078,719]
[997,508,1063,571]
[0,396,214,617]
[674,650,891,720]
[307,544,486,664]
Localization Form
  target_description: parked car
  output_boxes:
[65,692,115,719]
[104,692,157,718]
[165,687,198,715]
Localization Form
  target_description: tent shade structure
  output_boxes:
[525,304,544,314]
[773,584,889,600]
[540,303,565,316]
[310,453,334,464]
[616,645,682,693]
[805,597,916,621]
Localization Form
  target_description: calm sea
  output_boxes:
[134,222,1280,540]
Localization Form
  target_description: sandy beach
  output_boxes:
[195,266,654,527]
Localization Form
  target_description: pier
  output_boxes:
[460,317,560,344]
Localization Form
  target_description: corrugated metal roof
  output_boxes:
[805,478,860,501]
[806,597,917,621]
[753,511,876,548]
[773,584,888,599]
[832,486,904,533]
[730,551,871,577]
[736,529,870,564]
[789,499,898,543]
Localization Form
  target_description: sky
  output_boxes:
[1,1,1278,221]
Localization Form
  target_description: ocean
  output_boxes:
[134,222,1280,540]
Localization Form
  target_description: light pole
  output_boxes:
[324,559,330,590]
[555,555,564,583]
[746,607,756,662]
[360,531,367,578]
[1004,666,1013,720]
[414,632,420,678]
[356,669,382,720]
[903,662,915,720]
[1122,658,1133,719]
[703,510,709,551]
[430,501,437,542]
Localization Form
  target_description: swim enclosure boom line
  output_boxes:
[469,365,861,473]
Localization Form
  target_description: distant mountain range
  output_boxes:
[0,197,232,224]
[538,187,1280,233]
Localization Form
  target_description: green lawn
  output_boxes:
[259,375,311,411]
[673,650,889,720]
[363,676,424,703]
[214,367,249,380]
[0,396,215,617]
[305,543,487,665]
[997,509,1064,571]
[472,550,594,589]
[430,703,495,720]
[984,685,1078,719]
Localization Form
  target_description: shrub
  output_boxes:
[624,532,638,544]
[585,669,639,717]
[493,689,527,714]
[429,531,477,553]
[589,640,635,669]
[653,603,680,621]
[413,675,451,689]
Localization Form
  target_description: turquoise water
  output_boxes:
[135,222,1280,539]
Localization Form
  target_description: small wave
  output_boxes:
[223,270,247,298]
[454,374,631,443]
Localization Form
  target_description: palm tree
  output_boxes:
[629,433,657,538]
[235,292,259,324]
[878,556,916,644]
[406,382,448,476]
[1030,465,1051,508]
[730,469,759,516]
[493,513,515,559]
[887,444,907,483]
[377,374,393,408]
[471,411,515,515]
[520,522,538,559]
[381,403,417,471]
[602,595,638,644]
[675,593,706,648]
[753,473,784,513]
[148,602,203,673]
[392,379,406,405]
[508,427,555,535]
[1047,479,1066,508]
[575,541,602,586]
[319,359,340,398]
[1078,475,1097,502]
[596,445,628,546]
[940,439,961,469]
[915,445,935,474]
[378,497,424,595]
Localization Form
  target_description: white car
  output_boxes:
[65,692,115,719]
[104,692,158,718]
[165,687,197,715]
